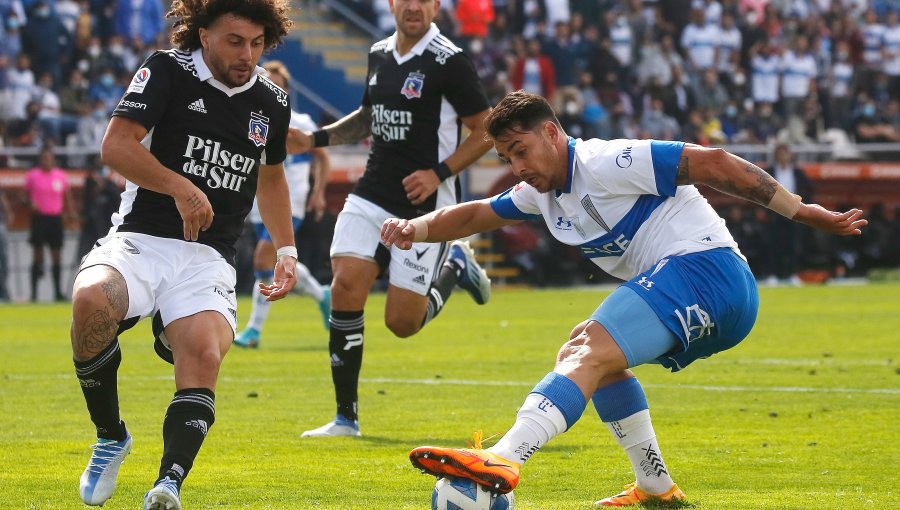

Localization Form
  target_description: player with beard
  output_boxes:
[71,1,294,509]
[289,0,494,437]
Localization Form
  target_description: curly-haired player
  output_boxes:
[71,1,293,509]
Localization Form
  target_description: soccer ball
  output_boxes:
[431,476,515,510]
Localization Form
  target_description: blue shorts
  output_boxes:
[253,217,303,243]
[593,248,758,372]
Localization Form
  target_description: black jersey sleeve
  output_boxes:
[442,53,491,117]
[262,95,289,166]
[112,51,173,130]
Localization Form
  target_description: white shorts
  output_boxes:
[330,194,449,296]
[79,233,238,344]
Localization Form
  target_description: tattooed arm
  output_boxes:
[286,106,373,153]
[675,144,866,236]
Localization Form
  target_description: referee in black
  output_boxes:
[70,1,296,509]
[290,0,495,438]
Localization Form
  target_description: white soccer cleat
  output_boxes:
[79,432,133,506]
[301,416,361,437]
[143,477,182,510]
[448,240,491,305]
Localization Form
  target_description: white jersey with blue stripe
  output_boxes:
[489,137,741,281]
[248,110,318,223]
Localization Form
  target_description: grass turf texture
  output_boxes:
[1,283,898,509]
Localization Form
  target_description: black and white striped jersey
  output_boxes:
[354,24,490,219]
[109,48,290,264]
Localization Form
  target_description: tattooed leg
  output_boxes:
[71,265,129,361]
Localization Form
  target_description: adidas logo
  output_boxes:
[330,353,344,367]
[185,419,208,435]
[412,274,427,285]
[188,98,207,113]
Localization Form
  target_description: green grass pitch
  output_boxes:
[1,283,898,509]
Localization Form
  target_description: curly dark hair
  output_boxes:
[485,90,561,140]
[167,0,293,51]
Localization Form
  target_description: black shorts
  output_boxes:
[29,214,64,249]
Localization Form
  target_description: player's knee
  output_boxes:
[557,334,588,364]
[385,314,420,338]
[569,320,591,340]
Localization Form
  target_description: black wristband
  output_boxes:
[312,129,329,148]
[433,161,453,181]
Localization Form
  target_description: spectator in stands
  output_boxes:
[744,100,784,144]
[87,67,125,114]
[828,39,856,130]
[545,21,580,111]
[113,0,163,46]
[455,0,494,47]
[2,11,23,60]
[24,146,76,301]
[884,10,900,101]
[661,64,693,126]
[716,11,743,92]
[860,8,886,94]
[56,0,83,36]
[58,68,90,123]
[81,36,126,81]
[75,163,120,262]
[6,100,44,154]
[680,6,719,73]
[853,94,900,152]
[764,143,813,285]
[67,97,109,168]
[513,0,546,40]
[640,96,680,140]
[22,1,70,85]
[608,11,635,78]
[512,37,556,100]
[692,68,729,113]
[779,36,818,120]
[0,187,12,302]
[6,53,34,121]
[33,71,72,144]
[750,39,780,106]
[108,34,139,74]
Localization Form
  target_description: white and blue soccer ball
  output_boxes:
[431,476,515,510]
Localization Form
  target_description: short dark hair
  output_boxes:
[168,0,293,52]
[485,90,561,140]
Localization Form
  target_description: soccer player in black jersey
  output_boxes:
[289,0,495,437]
[70,2,294,509]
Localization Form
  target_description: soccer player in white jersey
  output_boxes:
[71,2,296,509]
[234,60,332,348]
[382,91,866,506]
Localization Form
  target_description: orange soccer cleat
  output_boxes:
[594,481,686,507]
[409,432,520,494]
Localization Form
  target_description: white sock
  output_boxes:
[604,409,674,495]
[248,278,272,331]
[293,261,325,302]
[489,393,568,464]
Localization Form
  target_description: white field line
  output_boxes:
[5,373,898,395]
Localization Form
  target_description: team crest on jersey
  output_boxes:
[126,67,151,94]
[248,112,269,147]
[401,72,425,99]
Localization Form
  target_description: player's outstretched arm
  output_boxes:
[676,144,866,236]
[287,106,373,154]
[382,199,520,249]
[101,116,213,241]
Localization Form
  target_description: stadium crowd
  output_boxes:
[0,0,898,290]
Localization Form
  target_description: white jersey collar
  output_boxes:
[387,23,440,64]
[192,48,263,97]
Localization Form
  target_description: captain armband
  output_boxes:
[767,187,802,219]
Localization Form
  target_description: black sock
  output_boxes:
[157,388,215,487]
[328,310,364,421]
[421,263,460,327]
[30,263,41,300]
[74,340,126,441]
[51,264,62,297]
